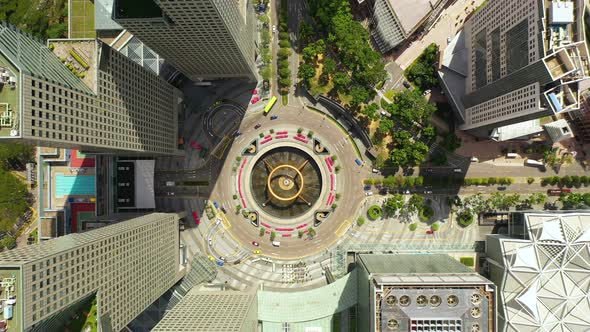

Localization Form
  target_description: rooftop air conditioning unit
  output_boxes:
[9,130,18,136]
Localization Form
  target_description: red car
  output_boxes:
[192,211,200,225]
[426,230,434,234]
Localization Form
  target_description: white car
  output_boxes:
[365,192,373,196]
[447,36,452,44]
[272,25,276,33]
[422,89,431,96]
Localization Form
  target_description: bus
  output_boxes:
[264,96,277,115]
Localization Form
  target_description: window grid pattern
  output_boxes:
[116,0,257,80]
[465,83,539,127]
[467,0,540,92]
[21,47,178,154]
[0,213,180,331]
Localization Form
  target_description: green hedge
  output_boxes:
[458,211,474,227]
[431,222,440,231]
[419,206,434,221]
[69,49,90,69]
[409,223,417,231]
[367,205,382,220]
[460,257,474,267]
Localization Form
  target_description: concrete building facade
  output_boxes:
[439,0,590,139]
[0,213,184,332]
[113,0,258,81]
[0,22,182,155]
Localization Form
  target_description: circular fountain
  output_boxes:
[250,147,322,218]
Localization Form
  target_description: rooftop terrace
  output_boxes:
[0,52,20,138]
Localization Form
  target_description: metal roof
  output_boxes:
[0,22,93,94]
[358,254,474,275]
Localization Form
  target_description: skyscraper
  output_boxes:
[0,22,182,155]
[439,0,590,139]
[0,212,184,332]
[113,0,258,82]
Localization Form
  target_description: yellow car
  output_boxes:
[253,250,262,255]
[208,255,216,262]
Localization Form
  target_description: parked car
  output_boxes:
[179,222,185,231]
[272,25,276,33]
[422,89,431,96]
[213,201,219,209]
[402,81,411,88]
[254,123,261,129]
[447,36,452,44]
[221,207,227,214]
[252,241,259,246]
[497,186,507,191]
[424,190,433,194]
[453,168,462,173]
[216,261,224,266]
[234,131,242,137]
[372,168,379,173]
[270,115,278,120]
[208,238,212,246]
[355,158,362,166]
[426,230,434,234]
[365,192,373,196]
[363,185,371,191]
[192,211,200,225]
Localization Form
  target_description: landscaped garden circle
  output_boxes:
[250,146,322,218]
[458,211,474,227]
[419,205,434,222]
[367,205,382,220]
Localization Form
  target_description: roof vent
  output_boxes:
[9,130,18,136]
[447,295,459,307]
[399,295,411,307]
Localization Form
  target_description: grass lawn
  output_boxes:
[65,296,98,332]
[70,0,96,38]
[308,54,334,95]
[383,90,396,101]
[337,91,352,106]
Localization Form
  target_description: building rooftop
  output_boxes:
[358,253,475,275]
[95,0,123,30]
[486,211,590,331]
[0,22,92,94]
[152,289,257,332]
[389,0,436,35]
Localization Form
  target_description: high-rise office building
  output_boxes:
[439,0,590,139]
[0,212,184,332]
[152,289,258,332]
[486,211,590,331]
[113,0,258,82]
[356,254,496,332]
[0,22,182,155]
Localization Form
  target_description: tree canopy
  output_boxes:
[404,43,440,92]
[383,194,404,215]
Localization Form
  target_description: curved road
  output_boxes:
[209,104,371,259]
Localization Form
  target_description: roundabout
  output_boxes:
[207,104,369,260]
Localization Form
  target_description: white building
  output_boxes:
[486,211,590,331]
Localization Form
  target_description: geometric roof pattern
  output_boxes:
[497,212,590,332]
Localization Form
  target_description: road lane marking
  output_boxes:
[336,220,352,237]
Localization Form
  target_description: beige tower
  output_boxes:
[0,213,184,332]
